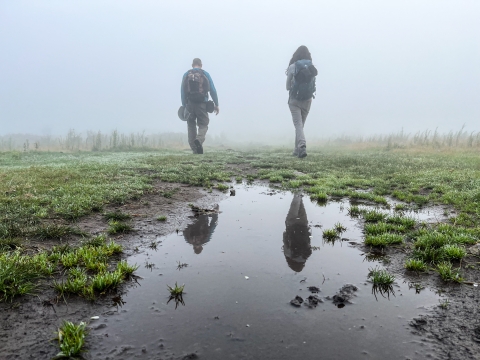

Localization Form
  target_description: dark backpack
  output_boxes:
[184,69,210,103]
[291,60,317,101]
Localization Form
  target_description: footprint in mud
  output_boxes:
[327,284,358,308]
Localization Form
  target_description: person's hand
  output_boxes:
[214,106,220,115]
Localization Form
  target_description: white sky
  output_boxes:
[1,0,479,139]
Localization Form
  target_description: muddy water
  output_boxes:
[91,185,440,360]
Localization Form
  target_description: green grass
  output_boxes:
[364,222,407,235]
[107,220,133,234]
[334,222,347,233]
[368,267,395,286]
[55,320,87,358]
[347,205,361,217]
[156,215,167,221]
[436,262,464,282]
[365,233,403,247]
[404,258,428,272]
[322,228,339,242]
[216,183,230,191]
[167,282,185,296]
[363,209,387,223]
[104,211,131,221]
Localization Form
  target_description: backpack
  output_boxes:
[184,69,210,103]
[291,60,317,101]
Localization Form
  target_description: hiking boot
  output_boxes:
[194,139,203,154]
[298,146,307,158]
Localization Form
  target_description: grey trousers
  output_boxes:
[288,98,312,151]
[186,102,209,152]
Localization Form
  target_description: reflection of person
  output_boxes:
[183,213,218,254]
[283,194,312,272]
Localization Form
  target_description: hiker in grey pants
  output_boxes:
[286,46,316,158]
[181,58,219,154]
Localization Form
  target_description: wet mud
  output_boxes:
[2,182,480,359]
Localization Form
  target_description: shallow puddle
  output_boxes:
[91,185,440,360]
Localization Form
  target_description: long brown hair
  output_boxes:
[286,46,312,73]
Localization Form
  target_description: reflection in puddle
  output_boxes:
[283,194,311,272]
[372,284,396,301]
[183,212,218,254]
[90,185,441,360]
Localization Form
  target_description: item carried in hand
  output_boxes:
[177,106,190,121]
[206,100,215,113]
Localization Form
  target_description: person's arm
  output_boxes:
[204,71,219,107]
[286,64,295,91]
[181,72,187,106]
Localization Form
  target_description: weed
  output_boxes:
[364,222,406,236]
[334,222,347,233]
[438,298,450,309]
[436,262,463,282]
[442,244,467,260]
[91,270,123,292]
[156,215,167,221]
[104,211,131,221]
[404,258,428,272]
[365,233,403,247]
[322,229,339,242]
[116,260,138,277]
[347,205,361,217]
[216,183,230,191]
[363,209,387,223]
[107,220,132,234]
[368,267,395,286]
[55,321,87,358]
[310,192,328,203]
[167,282,185,309]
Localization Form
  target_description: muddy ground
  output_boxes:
[1,180,480,359]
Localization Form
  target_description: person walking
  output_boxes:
[286,46,317,158]
[181,58,219,154]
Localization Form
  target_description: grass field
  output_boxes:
[1,146,480,302]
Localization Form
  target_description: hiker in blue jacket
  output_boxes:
[286,46,317,158]
[181,58,219,154]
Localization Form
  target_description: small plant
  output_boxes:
[438,298,450,309]
[104,211,131,221]
[156,215,167,221]
[364,222,406,236]
[35,224,74,239]
[347,205,361,217]
[107,220,132,234]
[149,241,158,250]
[394,204,406,211]
[216,183,230,191]
[442,244,467,260]
[176,261,188,270]
[334,222,347,233]
[368,267,395,286]
[363,209,387,223]
[167,282,185,309]
[322,228,339,242]
[82,233,107,248]
[408,282,425,294]
[365,233,403,247]
[436,262,463,282]
[404,258,428,272]
[91,270,123,292]
[55,321,87,358]
[310,192,328,203]
[116,260,138,277]
[235,176,243,183]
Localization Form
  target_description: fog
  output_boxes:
[1,0,479,141]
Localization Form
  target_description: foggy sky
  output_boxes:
[1,0,479,139]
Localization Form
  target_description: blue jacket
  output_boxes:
[181,69,218,107]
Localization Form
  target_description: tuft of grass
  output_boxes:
[91,270,123,292]
[116,260,138,277]
[107,220,132,234]
[167,282,185,296]
[104,211,131,221]
[364,222,406,236]
[394,204,406,211]
[35,224,75,239]
[216,183,230,191]
[436,262,463,282]
[363,209,387,223]
[404,258,428,272]
[365,233,403,247]
[368,267,395,286]
[347,205,361,217]
[385,215,416,228]
[0,238,22,252]
[442,244,467,260]
[310,192,328,203]
[156,215,167,221]
[82,233,107,248]
[55,321,87,358]
[334,222,347,233]
[322,228,339,242]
